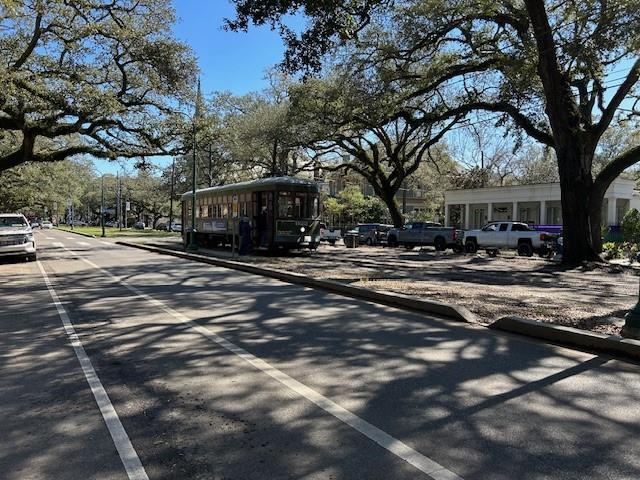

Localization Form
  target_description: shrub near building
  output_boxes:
[604,209,640,261]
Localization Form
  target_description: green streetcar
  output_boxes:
[181,176,321,251]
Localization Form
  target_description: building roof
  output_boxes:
[445,177,635,195]
[181,176,320,200]
[444,177,637,204]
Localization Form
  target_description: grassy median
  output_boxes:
[57,226,181,238]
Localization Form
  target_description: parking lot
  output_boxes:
[146,239,639,335]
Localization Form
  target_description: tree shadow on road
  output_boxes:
[16,247,640,480]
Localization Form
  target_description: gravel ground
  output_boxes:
[141,238,640,336]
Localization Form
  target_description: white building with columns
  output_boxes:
[444,177,640,230]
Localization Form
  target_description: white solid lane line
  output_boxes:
[63,247,463,480]
[37,260,149,480]
[65,236,75,240]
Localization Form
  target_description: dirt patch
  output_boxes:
[148,240,639,336]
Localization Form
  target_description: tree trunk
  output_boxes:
[588,196,604,253]
[382,192,404,227]
[557,147,601,264]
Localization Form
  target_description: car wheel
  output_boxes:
[434,236,446,251]
[388,237,398,248]
[517,242,533,257]
[465,241,478,254]
[365,238,373,246]
[27,253,37,262]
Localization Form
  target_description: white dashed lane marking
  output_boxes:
[61,246,464,480]
[77,241,91,246]
[52,242,64,248]
[37,260,149,480]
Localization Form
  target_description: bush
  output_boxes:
[603,241,639,262]
[603,242,620,260]
[621,208,640,244]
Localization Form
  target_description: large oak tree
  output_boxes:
[229,0,640,264]
[0,0,197,172]
[289,68,459,226]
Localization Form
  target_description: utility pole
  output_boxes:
[208,143,213,187]
[188,117,198,250]
[169,158,175,231]
[188,79,201,251]
[116,172,120,230]
[101,175,106,237]
[118,172,123,231]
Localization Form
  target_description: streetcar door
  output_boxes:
[255,191,273,247]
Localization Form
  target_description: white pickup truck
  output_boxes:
[463,221,554,257]
[319,223,342,246]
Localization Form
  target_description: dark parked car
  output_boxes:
[350,223,393,246]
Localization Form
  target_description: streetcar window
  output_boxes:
[311,195,319,217]
[294,197,302,218]
[279,193,293,218]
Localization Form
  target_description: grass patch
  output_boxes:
[57,226,181,238]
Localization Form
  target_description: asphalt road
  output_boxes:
[2,229,640,480]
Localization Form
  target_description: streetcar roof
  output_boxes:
[181,176,320,200]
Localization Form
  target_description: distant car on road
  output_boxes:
[70,220,87,226]
[41,221,53,229]
[0,213,37,262]
[170,223,182,232]
[133,221,145,230]
[30,220,41,228]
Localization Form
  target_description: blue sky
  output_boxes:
[172,0,290,96]
[95,1,290,175]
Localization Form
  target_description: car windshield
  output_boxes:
[0,216,27,228]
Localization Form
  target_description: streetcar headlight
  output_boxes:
[300,226,306,233]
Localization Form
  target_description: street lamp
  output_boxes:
[187,115,198,251]
[101,174,106,237]
[169,158,175,233]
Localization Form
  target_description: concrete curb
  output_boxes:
[56,228,96,239]
[491,316,640,361]
[116,241,477,324]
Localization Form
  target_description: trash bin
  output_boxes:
[344,233,358,248]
